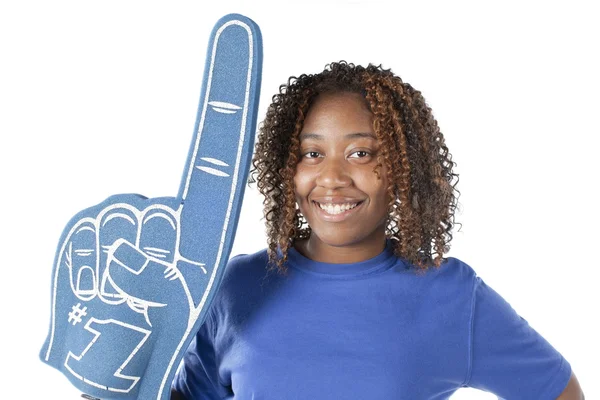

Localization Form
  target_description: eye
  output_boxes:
[348,150,371,159]
[303,151,321,159]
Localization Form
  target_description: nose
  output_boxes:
[316,157,351,189]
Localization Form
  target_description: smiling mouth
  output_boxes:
[313,201,363,215]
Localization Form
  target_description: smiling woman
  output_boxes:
[170,62,584,399]
[252,62,460,276]
[293,92,390,264]
[4,0,594,398]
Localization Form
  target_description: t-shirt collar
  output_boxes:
[284,239,400,277]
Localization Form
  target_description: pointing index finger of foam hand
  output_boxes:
[177,14,262,270]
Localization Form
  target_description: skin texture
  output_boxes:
[293,92,389,263]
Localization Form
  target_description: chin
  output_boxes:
[310,230,377,249]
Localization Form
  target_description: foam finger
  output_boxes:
[176,14,262,270]
[107,239,186,306]
[97,204,139,302]
[67,219,97,301]
[139,205,178,264]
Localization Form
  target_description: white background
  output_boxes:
[1,0,597,398]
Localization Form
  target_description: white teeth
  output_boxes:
[317,202,359,215]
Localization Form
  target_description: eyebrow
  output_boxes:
[299,132,377,141]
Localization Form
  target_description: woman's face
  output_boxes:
[293,91,390,263]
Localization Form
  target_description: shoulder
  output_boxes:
[416,256,479,293]
[211,248,271,307]
[222,248,270,281]
[226,248,270,268]
[209,248,283,328]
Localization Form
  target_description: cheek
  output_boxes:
[357,166,385,186]
[293,168,312,199]
[368,174,389,204]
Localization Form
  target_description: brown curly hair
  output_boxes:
[249,61,460,274]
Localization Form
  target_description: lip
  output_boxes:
[312,200,364,222]
[311,196,364,204]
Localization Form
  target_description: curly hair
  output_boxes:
[249,61,460,274]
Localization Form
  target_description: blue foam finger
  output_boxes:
[39,13,262,400]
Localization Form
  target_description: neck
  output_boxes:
[295,234,387,264]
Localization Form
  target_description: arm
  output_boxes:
[556,372,584,400]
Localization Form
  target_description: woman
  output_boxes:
[171,61,583,399]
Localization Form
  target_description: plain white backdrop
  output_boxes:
[1,0,597,398]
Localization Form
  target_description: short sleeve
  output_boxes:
[465,276,572,399]
[171,310,230,399]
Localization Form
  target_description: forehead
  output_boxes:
[300,92,375,140]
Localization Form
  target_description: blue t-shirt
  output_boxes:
[172,241,571,399]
